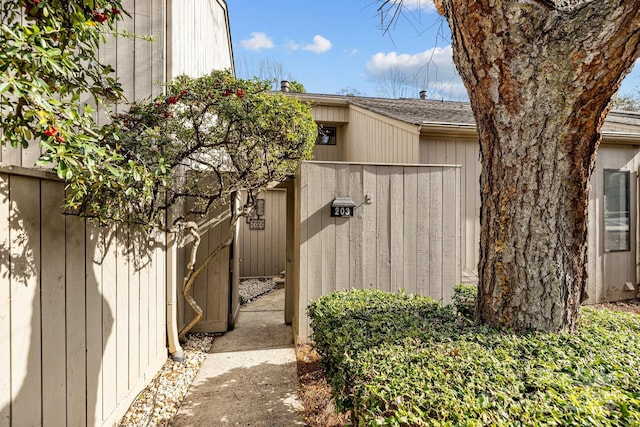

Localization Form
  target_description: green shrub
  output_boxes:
[452,283,477,319]
[308,289,640,426]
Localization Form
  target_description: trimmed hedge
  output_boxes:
[308,289,640,426]
[452,283,477,319]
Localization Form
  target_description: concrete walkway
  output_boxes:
[172,288,305,426]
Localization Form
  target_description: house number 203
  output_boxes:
[332,206,353,217]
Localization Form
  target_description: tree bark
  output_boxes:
[439,0,640,331]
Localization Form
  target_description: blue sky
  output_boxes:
[227,0,640,100]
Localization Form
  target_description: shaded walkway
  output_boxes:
[172,288,304,426]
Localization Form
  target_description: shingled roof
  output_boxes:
[296,92,640,131]
[350,97,476,126]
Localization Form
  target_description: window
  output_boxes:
[316,126,336,145]
[604,169,631,252]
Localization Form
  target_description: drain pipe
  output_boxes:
[166,231,185,362]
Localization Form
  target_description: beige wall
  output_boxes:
[177,204,232,333]
[0,167,167,427]
[0,1,237,424]
[343,106,420,163]
[420,135,480,281]
[586,143,640,303]
[294,161,461,341]
[167,0,233,79]
[238,189,287,278]
[420,133,640,303]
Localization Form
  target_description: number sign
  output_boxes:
[331,206,354,217]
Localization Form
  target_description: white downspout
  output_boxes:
[166,232,185,362]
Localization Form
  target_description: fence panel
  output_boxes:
[296,161,461,341]
[0,167,167,426]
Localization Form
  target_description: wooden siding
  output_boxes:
[586,144,640,303]
[343,106,420,163]
[312,126,343,161]
[311,104,349,123]
[238,189,287,278]
[420,135,640,303]
[294,161,461,341]
[0,168,166,427]
[177,205,232,333]
[0,0,167,168]
[603,121,640,133]
[167,0,233,79]
[419,136,481,282]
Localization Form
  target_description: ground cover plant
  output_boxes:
[308,289,640,426]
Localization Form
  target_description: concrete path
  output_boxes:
[172,288,305,426]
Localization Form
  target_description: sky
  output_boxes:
[227,0,640,101]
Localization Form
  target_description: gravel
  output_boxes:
[239,277,277,304]
[118,333,216,426]
[118,278,278,426]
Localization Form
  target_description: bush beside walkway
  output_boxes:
[309,289,640,426]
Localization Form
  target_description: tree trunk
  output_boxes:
[439,0,640,331]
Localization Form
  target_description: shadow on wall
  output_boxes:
[0,175,116,426]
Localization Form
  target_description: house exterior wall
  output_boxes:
[177,204,232,333]
[238,189,287,278]
[311,104,349,161]
[419,132,640,303]
[167,0,233,79]
[293,161,461,342]
[1,1,236,424]
[0,167,167,427]
[586,143,640,303]
[342,106,420,163]
[419,133,480,282]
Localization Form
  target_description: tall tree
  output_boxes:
[383,0,640,331]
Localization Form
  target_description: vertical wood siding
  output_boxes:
[419,136,481,282]
[420,136,640,304]
[177,205,231,333]
[294,161,461,341]
[167,0,233,79]
[0,0,168,168]
[238,189,287,278]
[0,169,167,427]
[586,144,640,303]
[343,107,420,164]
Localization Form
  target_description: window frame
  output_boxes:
[315,125,337,145]
[604,168,631,253]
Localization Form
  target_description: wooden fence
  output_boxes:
[294,161,461,341]
[0,166,167,427]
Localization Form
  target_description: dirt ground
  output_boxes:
[296,344,351,426]
[295,298,640,426]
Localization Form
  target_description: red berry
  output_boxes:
[222,89,231,97]
[44,127,58,137]
[92,11,108,23]
[236,89,245,98]
[166,96,177,104]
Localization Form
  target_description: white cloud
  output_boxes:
[394,0,436,11]
[343,48,358,56]
[240,32,274,51]
[287,35,332,54]
[366,45,467,99]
